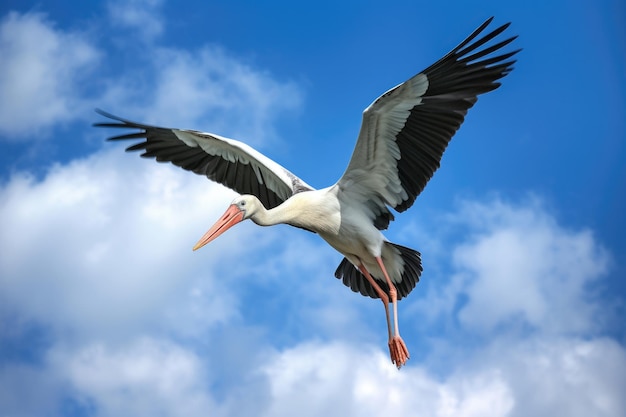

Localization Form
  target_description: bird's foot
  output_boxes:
[388,336,410,369]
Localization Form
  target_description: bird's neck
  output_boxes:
[250,191,341,234]
[250,205,291,227]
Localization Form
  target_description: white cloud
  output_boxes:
[454,198,610,335]
[0,12,99,138]
[0,9,301,146]
[493,337,626,417]
[4,335,623,417]
[0,3,305,337]
[50,338,216,417]
[0,362,62,417]
[0,149,242,338]
[255,335,625,417]
[98,45,302,147]
[106,0,164,41]
[1,160,624,417]
[410,197,611,336]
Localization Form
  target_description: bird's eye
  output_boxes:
[240,201,246,206]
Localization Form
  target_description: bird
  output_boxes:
[95,17,519,369]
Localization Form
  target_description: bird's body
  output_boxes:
[96,17,519,368]
[241,188,406,285]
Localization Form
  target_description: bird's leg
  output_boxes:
[358,263,408,368]
[375,257,409,369]
[357,265,392,340]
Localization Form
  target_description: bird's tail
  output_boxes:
[334,243,422,300]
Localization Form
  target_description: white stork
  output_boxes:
[96,17,519,368]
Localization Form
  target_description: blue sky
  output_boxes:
[0,1,624,416]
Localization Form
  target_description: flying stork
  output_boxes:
[95,17,519,368]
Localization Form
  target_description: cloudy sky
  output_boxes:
[1,1,624,416]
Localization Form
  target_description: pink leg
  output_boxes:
[358,265,392,340]
[375,257,410,369]
[358,262,409,369]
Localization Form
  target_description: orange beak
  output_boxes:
[192,204,245,251]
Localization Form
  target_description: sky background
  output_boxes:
[0,1,625,416]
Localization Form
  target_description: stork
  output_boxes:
[95,17,519,368]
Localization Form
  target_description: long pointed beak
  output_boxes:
[193,204,245,251]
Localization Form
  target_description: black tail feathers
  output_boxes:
[333,243,422,300]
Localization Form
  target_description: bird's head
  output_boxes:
[192,195,260,251]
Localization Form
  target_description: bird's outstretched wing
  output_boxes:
[94,110,314,209]
[336,17,520,229]
[333,18,519,298]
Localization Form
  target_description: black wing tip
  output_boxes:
[93,108,125,126]
[476,17,518,48]
[93,109,152,149]
[93,109,159,132]
[448,17,520,75]
[94,108,114,118]
[474,16,497,35]
[424,17,519,80]
[481,16,511,32]
[460,17,516,48]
